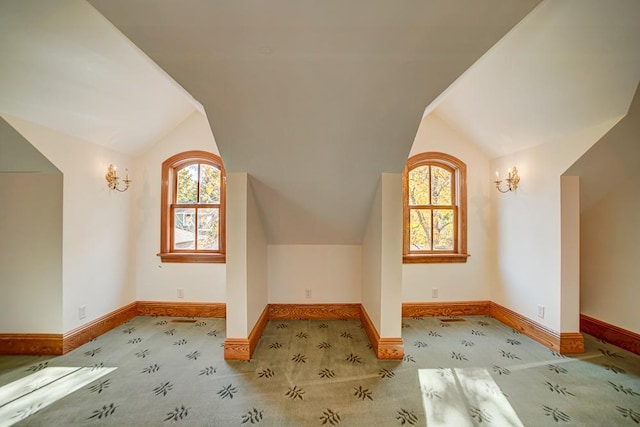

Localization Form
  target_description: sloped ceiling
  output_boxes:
[565,83,640,212]
[0,117,60,174]
[89,0,541,244]
[0,1,199,155]
[433,0,640,159]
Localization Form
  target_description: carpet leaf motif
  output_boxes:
[542,405,571,422]
[26,362,48,372]
[605,365,626,374]
[164,329,176,336]
[500,350,521,360]
[428,331,443,337]
[84,347,102,357]
[241,408,264,424]
[186,350,201,360]
[403,355,416,363]
[506,338,521,345]
[258,368,275,378]
[317,342,332,349]
[341,332,353,339]
[544,382,575,396]
[318,368,336,378]
[122,327,136,334]
[164,405,189,421]
[609,382,640,396]
[127,337,142,344]
[493,365,511,375]
[218,384,238,399]
[547,364,568,374]
[616,407,640,424]
[135,349,150,358]
[291,353,307,363]
[296,332,309,339]
[353,386,373,401]
[199,366,217,376]
[345,353,362,364]
[269,342,283,349]
[396,408,418,425]
[207,329,220,337]
[286,385,305,400]
[11,403,43,421]
[414,341,428,348]
[88,403,117,420]
[142,364,161,374]
[378,368,396,379]
[599,348,624,359]
[461,340,475,347]
[470,407,493,423]
[88,379,111,394]
[451,352,468,361]
[173,339,187,346]
[471,330,485,336]
[319,409,341,425]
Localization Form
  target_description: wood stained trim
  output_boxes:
[137,301,226,318]
[0,333,63,355]
[268,303,361,320]
[223,338,250,361]
[249,306,269,356]
[360,305,404,360]
[581,314,640,356]
[402,301,491,318]
[63,301,138,354]
[490,302,583,354]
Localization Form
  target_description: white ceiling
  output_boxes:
[433,0,640,159]
[89,0,540,243]
[0,1,199,155]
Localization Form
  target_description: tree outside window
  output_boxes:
[159,151,225,263]
[403,152,468,263]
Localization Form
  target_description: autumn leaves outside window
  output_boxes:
[403,152,468,263]
[159,151,226,263]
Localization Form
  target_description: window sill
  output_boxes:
[158,252,226,264]
[403,253,469,264]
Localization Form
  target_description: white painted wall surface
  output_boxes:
[133,111,226,302]
[361,178,383,332]
[491,120,617,332]
[226,173,248,337]
[246,178,268,331]
[379,173,403,338]
[0,174,63,333]
[5,115,136,333]
[581,173,640,334]
[560,176,580,332]
[404,114,493,302]
[268,245,361,304]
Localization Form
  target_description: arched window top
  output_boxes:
[403,152,469,264]
[159,150,226,263]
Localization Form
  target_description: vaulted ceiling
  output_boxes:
[2,0,638,244]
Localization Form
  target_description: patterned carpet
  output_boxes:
[0,315,639,426]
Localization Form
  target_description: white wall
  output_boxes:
[361,174,403,338]
[246,178,268,331]
[0,173,63,333]
[133,111,226,302]
[404,113,492,302]
[491,119,617,332]
[4,115,136,333]
[226,173,268,338]
[581,172,640,334]
[268,245,361,303]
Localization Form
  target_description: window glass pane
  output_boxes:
[433,209,454,250]
[197,208,219,250]
[199,164,221,204]
[408,166,430,205]
[174,208,195,250]
[409,209,431,251]
[176,164,198,204]
[431,166,452,205]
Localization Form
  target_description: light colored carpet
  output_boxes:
[0,315,639,426]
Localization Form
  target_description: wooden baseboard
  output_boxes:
[63,301,139,354]
[490,302,583,354]
[268,303,361,320]
[0,333,63,355]
[402,301,491,318]
[360,306,403,360]
[581,314,640,356]
[223,338,250,361]
[249,306,269,356]
[137,301,226,318]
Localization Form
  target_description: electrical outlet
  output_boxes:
[432,288,439,298]
[305,289,312,299]
[177,288,184,299]
[537,305,545,319]
[79,305,86,320]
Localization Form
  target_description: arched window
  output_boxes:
[159,150,226,263]
[403,152,468,263]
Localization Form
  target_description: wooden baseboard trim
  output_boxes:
[223,338,250,361]
[137,301,226,318]
[268,303,361,320]
[490,302,583,354]
[360,306,403,360]
[581,314,640,356]
[402,301,491,318]
[249,306,269,356]
[0,333,63,355]
[63,301,138,354]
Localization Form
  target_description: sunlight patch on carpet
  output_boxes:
[419,368,523,427]
[0,366,115,427]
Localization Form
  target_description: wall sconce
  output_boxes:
[494,167,520,193]
[105,164,131,192]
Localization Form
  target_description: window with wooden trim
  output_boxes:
[159,151,226,263]
[403,152,468,263]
